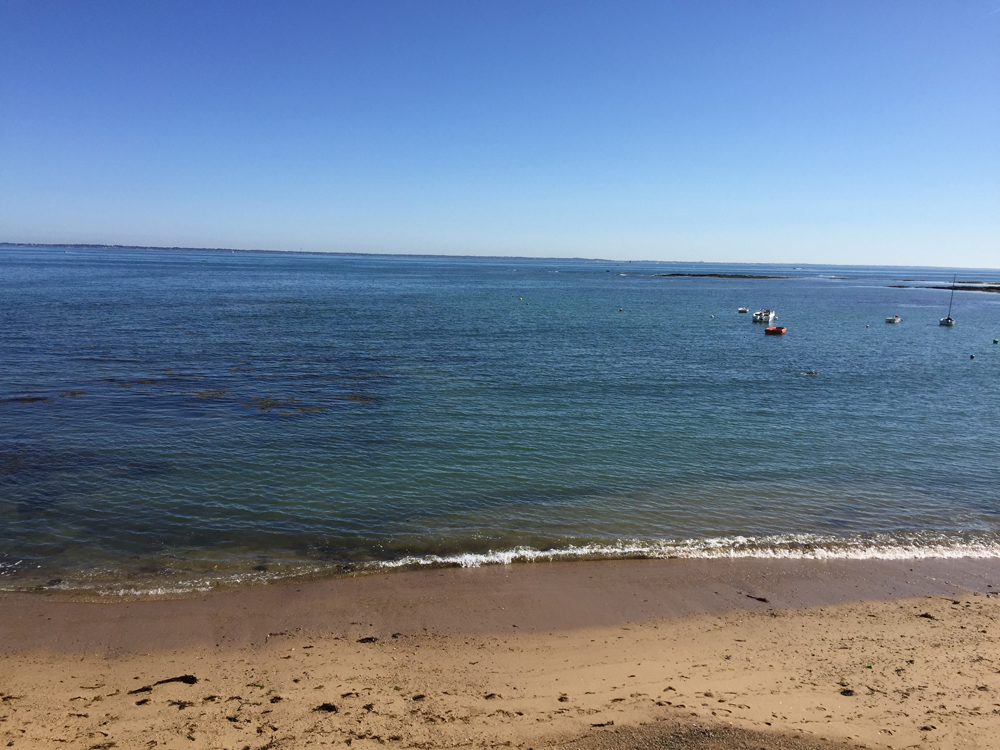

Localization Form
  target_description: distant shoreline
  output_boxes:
[650,272,790,279]
[932,285,1000,293]
[3,243,998,273]
[891,283,1000,294]
[0,241,388,257]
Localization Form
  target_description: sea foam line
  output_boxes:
[8,532,1000,597]
[374,533,1000,570]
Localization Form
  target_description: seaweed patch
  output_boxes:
[0,395,52,405]
[340,393,374,404]
[243,395,325,416]
[191,388,228,399]
[247,396,297,413]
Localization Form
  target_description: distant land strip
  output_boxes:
[0,242,663,263]
[650,273,790,279]
[1,242,353,255]
[931,284,1000,293]
[890,284,1000,294]
[0,242,515,260]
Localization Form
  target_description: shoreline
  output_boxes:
[2,557,999,653]
[3,558,1000,749]
[6,529,1000,600]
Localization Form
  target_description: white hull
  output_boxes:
[885,316,901,324]
[752,309,776,323]
[940,317,955,327]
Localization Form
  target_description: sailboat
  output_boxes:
[940,275,956,327]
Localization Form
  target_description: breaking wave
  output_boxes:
[5,531,1000,598]
[375,532,1000,569]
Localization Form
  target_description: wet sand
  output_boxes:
[2,558,999,749]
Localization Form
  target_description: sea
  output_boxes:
[2,246,999,596]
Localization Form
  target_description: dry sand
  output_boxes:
[1,558,999,750]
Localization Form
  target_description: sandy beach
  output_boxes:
[2,558,1000,750]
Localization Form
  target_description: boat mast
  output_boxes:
[947,274,956,319]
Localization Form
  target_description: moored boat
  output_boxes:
[885,315,901,324]
[738,307,749,313]
[752,309,776,323]
[940,275,957,326]
[764,326,786,335]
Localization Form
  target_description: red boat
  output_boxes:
[764,326,786,335]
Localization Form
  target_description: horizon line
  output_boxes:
[2,242,997,272]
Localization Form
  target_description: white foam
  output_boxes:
[8,533,1000,597]
[371,533,1000,570]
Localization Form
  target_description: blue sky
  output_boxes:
[1,1,997,265]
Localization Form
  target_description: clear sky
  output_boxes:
[1,1,997,266]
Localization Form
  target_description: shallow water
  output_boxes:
[2,247,999,594]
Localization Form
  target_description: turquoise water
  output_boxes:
[2,247,1000,595]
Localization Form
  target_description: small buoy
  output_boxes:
[519,297,522,300]
[866,325,869,328]
[971,355,975,359]
[711,315,714,318]
[619,308,623,312]
[994,339,998,344]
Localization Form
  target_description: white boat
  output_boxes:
[885,315,901,324]
[940,275,956,326]
[738,307,749,313]
[752,309,776,323]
